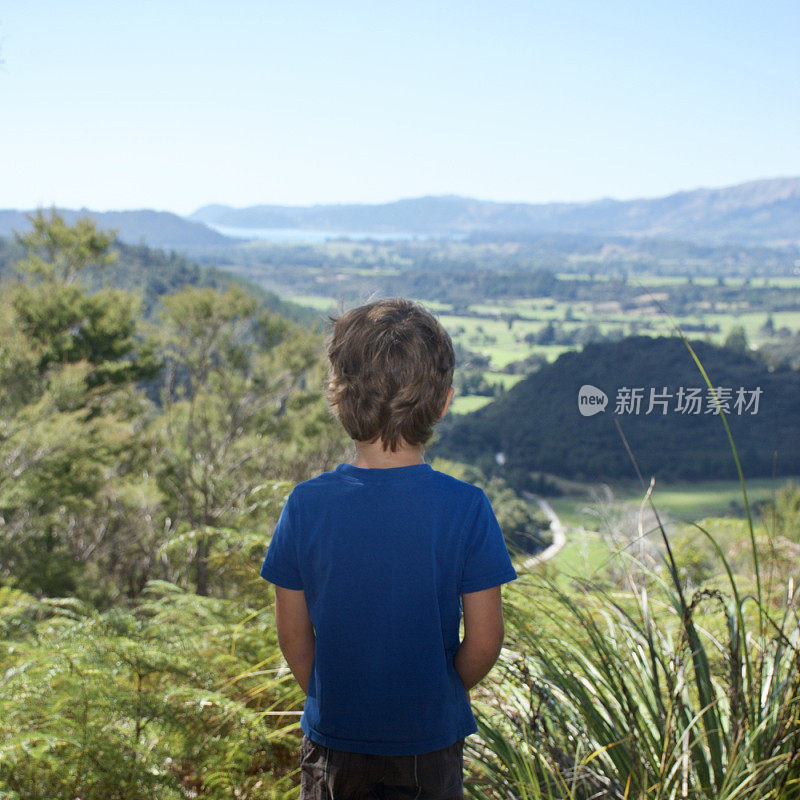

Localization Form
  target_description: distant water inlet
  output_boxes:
[208,224,454,243]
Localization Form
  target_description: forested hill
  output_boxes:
[0,208,233,249]
[0,232,318,328]
[191,177,800,246]
[431,336,800,489]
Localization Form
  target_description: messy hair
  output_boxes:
[326,298,456,452]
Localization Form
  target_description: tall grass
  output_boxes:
[466,336,800,799]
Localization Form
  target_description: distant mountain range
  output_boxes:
[191,177,800,246]
[0,208,234,250]
[2,177,798,249]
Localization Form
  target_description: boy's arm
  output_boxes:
[454,585,505,692]
[274,586,315,695]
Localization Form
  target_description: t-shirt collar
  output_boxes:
[335,462,433,483]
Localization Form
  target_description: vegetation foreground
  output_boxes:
[1,498,798,800]
[0,213,798,798]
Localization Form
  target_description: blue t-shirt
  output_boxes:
[259,462,518,755]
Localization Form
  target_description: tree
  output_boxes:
[536,320,557,345]
[13,209,116,283]
[153,285,346,596]
[723,324,749,354]
[0,212,162,603]
[10,209,159,389]
[575,322,603,346]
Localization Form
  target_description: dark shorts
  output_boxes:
[299,734,465,800]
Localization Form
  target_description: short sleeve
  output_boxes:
[460,490,518,594]
[259,491,304,590]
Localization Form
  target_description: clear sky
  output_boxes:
[1,1,798,215]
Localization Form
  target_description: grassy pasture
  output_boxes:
[482,371,525,390]
[450,394,494,414]
[286,286,800,418]
[611,475,796,520]
[286,292,800,368]
[544,476,796,532]
[286,293,339,312]
[532,475,799,582]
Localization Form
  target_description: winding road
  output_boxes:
[520,493,567,568]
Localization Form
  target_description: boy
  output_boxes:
[259,298,518,799]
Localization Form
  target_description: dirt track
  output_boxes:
[520,494,566,568]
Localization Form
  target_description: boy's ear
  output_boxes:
[439,386,455,418]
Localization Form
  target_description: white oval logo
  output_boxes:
[578,384,608,416]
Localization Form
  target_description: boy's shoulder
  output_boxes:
[428,467,487,500]
[288,463,486,505]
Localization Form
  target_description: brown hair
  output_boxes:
[326,298,455,452]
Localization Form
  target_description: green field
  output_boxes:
[449,394,493,415]
[287,292,799,367]
[533,475,798,587]
[287,287,800,415]
[287,294,340,312]
[612,476,796,520]
[483,371,525,390]
[288,294,455,315]
[546,476,796,528]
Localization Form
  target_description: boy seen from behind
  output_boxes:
[260,298,518,799]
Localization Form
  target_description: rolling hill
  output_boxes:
[430,336,800,489]
[0,208,234,250]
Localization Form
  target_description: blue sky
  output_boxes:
[1,1,798,214]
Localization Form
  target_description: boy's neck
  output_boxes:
[352,439,425,469]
